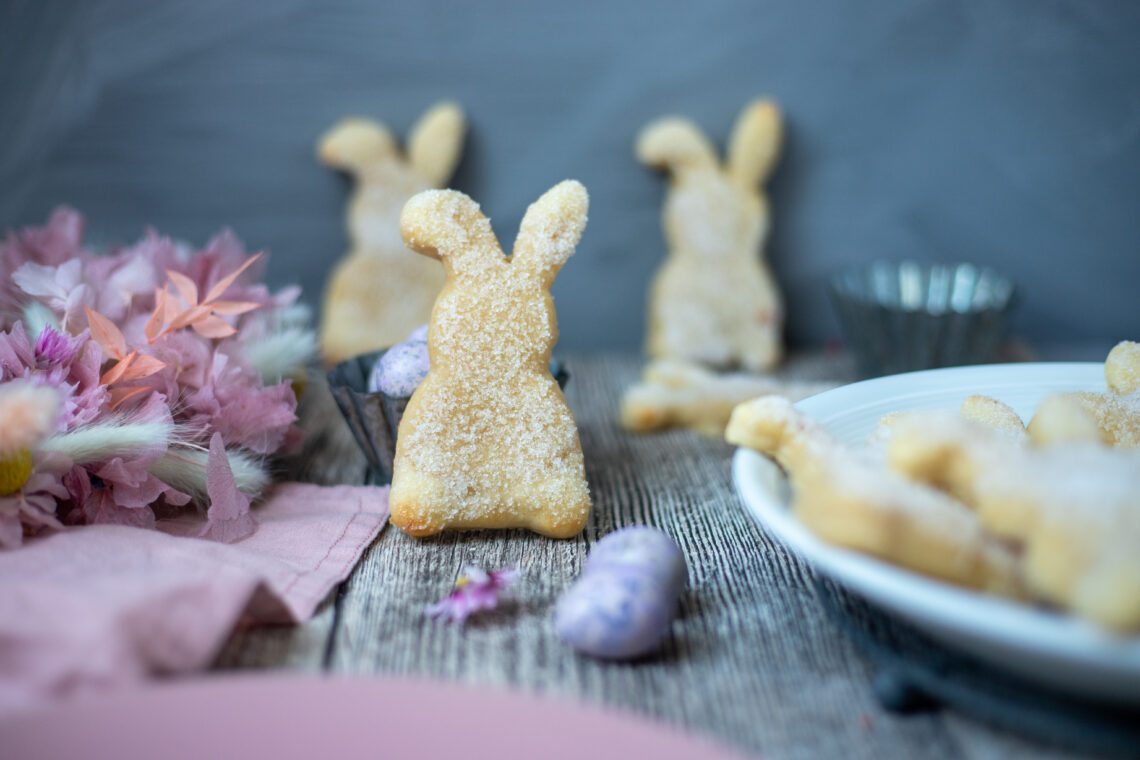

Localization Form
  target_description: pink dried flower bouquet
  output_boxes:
[0,208,317,547]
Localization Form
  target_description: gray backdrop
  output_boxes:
[2,0,1138,352]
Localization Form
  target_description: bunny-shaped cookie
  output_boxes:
[390,180,591,538]
[638,99,784,372]
[318,101,465,364]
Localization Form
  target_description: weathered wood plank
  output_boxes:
[221,353,1094,759]
[320,353,959,760]
[213,598,337,672]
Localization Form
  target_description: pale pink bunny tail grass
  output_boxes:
[40,418,176,464]
[148,445,270,506]
[0,380,62,454]
[245,326,317,385]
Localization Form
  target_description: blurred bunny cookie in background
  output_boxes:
[318,101,465,364]
[638,99,785,373]
[389,181,592,539]
[619,358,832,437]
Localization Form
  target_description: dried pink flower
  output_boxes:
[425,566,521,625]
[181,350,297,455]
[195,432,256,543]
[0,322,107,431]
[0,208,85,322]
[34,325,87,369]
[12,259,93,334]
[0,321,36,379]
[0,207,313,548]
[67,391,188,529]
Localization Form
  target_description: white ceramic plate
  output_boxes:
[731,362,1140,705]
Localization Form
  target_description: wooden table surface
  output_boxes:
[215,353,1100,760]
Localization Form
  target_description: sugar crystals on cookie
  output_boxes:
[389,181,592,538]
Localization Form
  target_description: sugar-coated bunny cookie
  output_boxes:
[319,102,465,363]
[1027,394,1107,446]
[1105,340,1140,395]
[887,412,1033,539]
[959,394,1027,441]
[619,358,830,436]
[866,395,1027,458]
[389,181,591,538]
[638,99,785,372]
[885,411,1140,630]
[726,397,1024,596]
[1026,341,1140,449]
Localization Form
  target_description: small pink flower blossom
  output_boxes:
[426,566,521,625]
[180,349,297,454]
[12,259,93,333]
[34,325,86,369]
[86,248,158,323]
[0,321,36,379]
[56,341,108,429]
[0,322,107,430]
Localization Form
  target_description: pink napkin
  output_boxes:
[0,482,389,716]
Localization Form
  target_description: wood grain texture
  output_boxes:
[213,601,336,672]
[219,353,1094,759]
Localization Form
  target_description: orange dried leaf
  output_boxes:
[209,300,260,316]
[192,315,238,339]
[164,291,181,322]
[108,385,151,410]
[204,252,261,304]
[120,353,167,382]
[166,269,199,307]
[100,352,135,386]
[85,306,127,359]
[168,304,212,331]
[145,286,168,343]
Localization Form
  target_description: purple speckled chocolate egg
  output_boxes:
[585,526,688,598]
[368,339,430,396]
[407,324,429,343]
[554,527,687,659]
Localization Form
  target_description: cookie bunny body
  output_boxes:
[319,102,465,363]
[390,181,591,538]
[639,99,784,372]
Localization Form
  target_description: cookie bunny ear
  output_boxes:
[512,180,589,283]
[400,189,503,277]
[407,101,467,187]
[636,118,719,176]
[316,117,399,175]
[726,99,783,189]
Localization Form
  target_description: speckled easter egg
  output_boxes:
[554,527,687,659]
[585,526,688,598]
[368,339,430,396]
[407,324,429,343]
